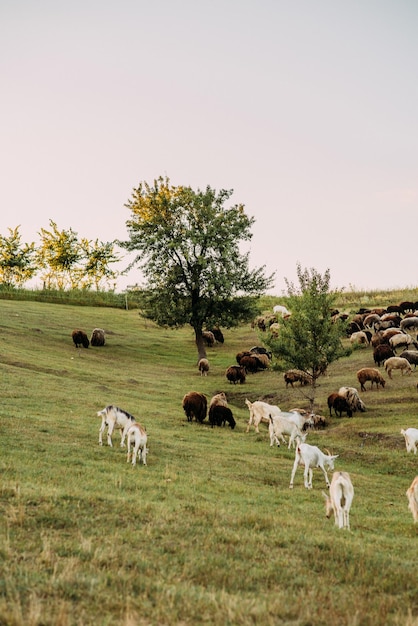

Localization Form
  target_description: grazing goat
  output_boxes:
[323,471,354,529]
[90,328,105,346]
[273,304,290,317]
[406,476,418,523]
[198,358,209,376]
[72,329,89,349]
[245,399,281,433]
[289,443,338,489]
[384,356,412,379]
[356,368,386,391]
[182,392,207,423]
[401,428,418,454]
[268,415,307,448]
[126,422,148,466]
[226,365,246,384]
[283,369,312,387]
[97,405,136,447]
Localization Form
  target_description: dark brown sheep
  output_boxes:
[327,393,353,418]
[226,365,246,384]
[239,355,261,373]
[373,344,395,367]
[209,405,236,429]
[72,329,89,348]
[182,392,207,423]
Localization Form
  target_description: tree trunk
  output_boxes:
[195,328,207,361]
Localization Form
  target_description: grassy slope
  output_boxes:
[0,298,417,626]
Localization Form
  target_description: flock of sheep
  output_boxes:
[187,299,418,527]
[85,298,418,527]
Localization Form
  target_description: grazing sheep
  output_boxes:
[384,356,413,379]
[400,316,418,333]
[90,328,105,346]
[250,346,272,359]
[389,332,418,353]
[182,392,207,423]
[406,476,418,523]
[226,365,246,384]
[401,428,418,454]
[284,369,312,388]
[338,387,366,413]
[72,329,89,348]
[399,301,415,314]
[209,405,236,429]
[236,350,252,364]
[202,331,215,347]
[399,350,418,368]
[252,353,270,369]
[198,358,209,376]
[209,327,224,343]
[239,354,262,373]
[209,392,228,409]
[327,393,353,418]
[373,344,395,367]
[356,368,386,391]
[350,331,369,345]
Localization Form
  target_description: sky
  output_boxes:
[1,0,418,294]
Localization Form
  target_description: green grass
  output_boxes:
[0,297,418,625]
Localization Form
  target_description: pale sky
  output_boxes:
[1,1,417,294]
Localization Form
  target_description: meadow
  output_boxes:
[0,294,417,626]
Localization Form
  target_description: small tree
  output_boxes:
[265,264,348,411]
[79,238,121,291]
[0,226,37,288]
[37,220,82,290]
[120,176,274,359]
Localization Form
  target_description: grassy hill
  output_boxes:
[0,297,417,625]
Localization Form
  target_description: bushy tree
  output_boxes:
[265,264,348,410]
[80,238,120,291]
[37,220,82,290]
[120,176,274,358]
[0,226,37,288]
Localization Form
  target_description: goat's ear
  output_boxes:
[332,455,339,460]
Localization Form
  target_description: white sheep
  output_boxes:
[384,356,413,379]
[198,358,209,376]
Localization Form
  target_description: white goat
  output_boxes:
[126,422,148,466]
[323,471,354,529]
[289,443,338,489]
[406,476,418,523]
[400,428,418,454]
[97,405,136,447]
[245,399,281,433]
[268,414,307,448]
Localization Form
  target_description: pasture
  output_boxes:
[0,298,417,626]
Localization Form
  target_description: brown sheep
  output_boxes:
[90,328,105,346]
[356,368,386,391]
[239,355,261,373]
[72,329,89,348]
[202,331,215,347]
[198,358,209,376]
[327,393,353,418]
[226,365,246,384]
[182,392,207,423]
[373,344,395,367]
[284,369,312,388]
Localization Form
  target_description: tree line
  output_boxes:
[0,221,121,291]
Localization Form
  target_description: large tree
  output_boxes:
[120,176,274,358]
[265,264,348,410]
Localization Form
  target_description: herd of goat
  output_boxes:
[76,298,418,528]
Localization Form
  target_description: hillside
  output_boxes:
[0,298,417,626]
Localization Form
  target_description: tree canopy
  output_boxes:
[120,176,274,357]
